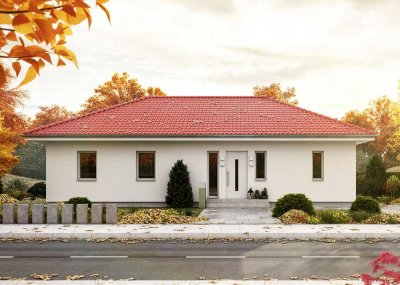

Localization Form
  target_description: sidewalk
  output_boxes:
[0,224,400,240]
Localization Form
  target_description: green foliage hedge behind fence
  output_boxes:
[11,142,46,180]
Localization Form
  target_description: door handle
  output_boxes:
[226,171,229,186]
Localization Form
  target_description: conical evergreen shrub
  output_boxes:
[166,160,193,208]
[365,154,386,197]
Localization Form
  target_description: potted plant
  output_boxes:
[261,187,268,199]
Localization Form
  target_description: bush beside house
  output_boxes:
[166,160,194,208]
[28,182,46,198]
[272,193,315,217]
[350,196,381,213]
[365,154,386,197]
[11,142,46,180]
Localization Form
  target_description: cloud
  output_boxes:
[168,0,236,15]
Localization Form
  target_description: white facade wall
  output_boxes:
[45,140,356,203]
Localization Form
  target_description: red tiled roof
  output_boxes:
[25,96,375,137]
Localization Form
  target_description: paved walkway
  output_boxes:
[0,224,400,240]
[200,208,281,224]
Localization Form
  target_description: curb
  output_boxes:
[0,224,400,240]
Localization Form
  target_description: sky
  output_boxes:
[20,0,400,119]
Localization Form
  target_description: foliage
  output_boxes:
[166,160,194,208]
[386,175,400,198]
[0,194,19,204]
[365,155,387,197]
[390,198,400,205]
[11,142,45,180]
[27,182,46,198]
[66,196,92,206]
[30,105,72,128]
[272,193,315,217]
[375,196,394,205]
[118,208,207,224]
[254,190,260,199]
[4,177,28,192]
[0,115,21,177]
[350,211,374,223]
[0,0,110,86]
[350,196,381,213]
[362,213,400,224]
[0,177,2,194]
[80,72,167,113]
[342,96,400,166]
[361,252,400,285]
[278,209,310,224]
[7,190,30,200]
[317,209,351,224]
[253,83,298,105]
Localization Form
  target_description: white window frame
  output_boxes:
[136,151,156,181]
[77,151,97,181]
[255,151,267,181]
[312,151,324,181]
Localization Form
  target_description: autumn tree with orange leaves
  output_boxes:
[253,83,298,105]
[0,0,110,86]
[30,104,72,128]
[342,96,400,168]
[80,72,167,113]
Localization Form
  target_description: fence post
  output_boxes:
[47,204,59,224]
[76,204,88,224]
[62,204,73,224]
[106,204,117,224]
[17,204,29,224]
[32,204,44,224]
[2,204,14,224]
[91,204,103,224]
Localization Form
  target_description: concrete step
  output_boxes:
[206,199,270,208]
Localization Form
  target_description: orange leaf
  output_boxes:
[75,0,91,8]
[5,31,17,41]
[22,58,40,74]
[34,18,54,44]
[62,5,77,17]
[96,2,111,23]
[18,65,38,87]
[57,57,66,66]
[12,14,34,34]
[12,62,21,77]
[83,8,92,28]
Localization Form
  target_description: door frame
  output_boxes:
[225,151,248,199]
[207,151,219,199]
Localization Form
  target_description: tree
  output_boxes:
[30,104,72,128]
[80,72,167,113]
[386,175,400,198]
[0,0,110,86]
[365,154,387,197]
[0,115,19,178]
[342,96,400,167]
[166,160,193,208]
[253,83,298,105]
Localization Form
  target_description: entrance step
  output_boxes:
[206,199,270,208]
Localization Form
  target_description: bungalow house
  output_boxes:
[25,96,375,206]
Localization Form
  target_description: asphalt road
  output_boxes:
[0,240,398,280]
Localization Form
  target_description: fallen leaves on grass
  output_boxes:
[362,213,400,224]
[119,209,208,224]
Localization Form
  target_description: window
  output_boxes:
[78,151,96,180]
[208,152,218,197]
[255,151,266,180]
[137,152,156,180]
[312,151,324,180]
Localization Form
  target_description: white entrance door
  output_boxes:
[226,151,248,199]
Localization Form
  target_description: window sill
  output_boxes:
[312,178,324,182]
[77,178,97,182]
[137,178,156,182]
[255,178,267,181]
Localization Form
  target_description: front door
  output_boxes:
[226,151,248,199]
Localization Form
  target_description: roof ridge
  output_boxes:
[257,96,375,135]
[25,96,150,134]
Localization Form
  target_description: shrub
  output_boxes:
[66,197,92,206]
[4,177,29,193]
[350,196,381,213]
[390,198,400,205]
[272,193,315,217]
[7,190,30,200]
[279,209,310,224]
[375,196,393,205]
[261,188,268,199]
[317,209,351,224]
[386,175,400,198]
[365,155,386,197]
[362,213,400,224]
[166,160,193,208]
[350,211,373,223]
[0,194,19,204]
[307,216,320,224]
[27,182,46,198]
[254,190,261,199]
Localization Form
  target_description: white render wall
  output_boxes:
[45,140,356,203]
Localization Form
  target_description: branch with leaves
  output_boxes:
[0,0,110,86]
